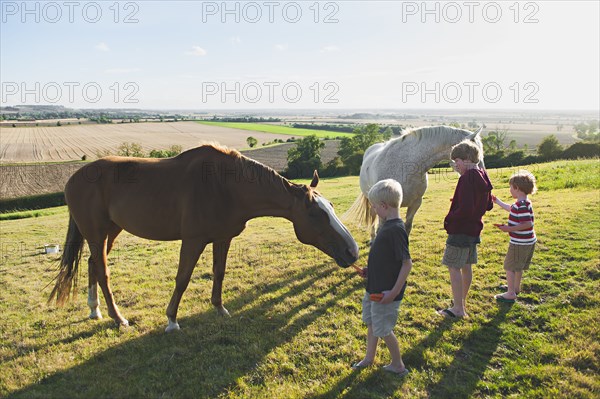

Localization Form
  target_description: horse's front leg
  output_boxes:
[165,238,207,332]
[211,239,232,317]
[405,197,423,236]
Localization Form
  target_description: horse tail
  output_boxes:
[343,192,377,231]
[48,214,84,306]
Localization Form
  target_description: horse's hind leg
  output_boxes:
[88,225,122,320]
[89,234,128,327]
[211,239,232,317]
[87,265,102,320]
[165,238,207,332]
[369,209,378,244]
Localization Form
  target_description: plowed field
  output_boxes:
[0,122,339,199]
[0,122,292,163]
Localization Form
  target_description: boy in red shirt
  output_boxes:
[438,140,493,318]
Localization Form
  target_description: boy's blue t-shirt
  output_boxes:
[366,218,411,302]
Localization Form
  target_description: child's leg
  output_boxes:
[461,264,473,307]
[505,270,517,298]
[381,332,406,372]
[355,324,378,366]
[448,267,467,316]
[513,271,523,294]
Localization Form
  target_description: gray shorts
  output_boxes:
[504,243,535,271]
[361,292,401,337]
[442,244,478,269]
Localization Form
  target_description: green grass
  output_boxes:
[198,121,355,139]
[0,192,66,214]
[0,206,65,221]
[1,160,598,398]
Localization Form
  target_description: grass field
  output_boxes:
[198,122,355,139]
[0,160,598,398]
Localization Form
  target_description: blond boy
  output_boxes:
[493,171,538,302]
[353,179,412,377]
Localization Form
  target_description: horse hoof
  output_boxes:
[165,320,180,333]
[89,311,103,320]
[119,319,129,327]
[217,307,231,317]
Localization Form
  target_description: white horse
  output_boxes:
[346,125,484,238]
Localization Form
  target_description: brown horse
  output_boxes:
[49,144,359,332]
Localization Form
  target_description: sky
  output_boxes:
[1,0,599,110]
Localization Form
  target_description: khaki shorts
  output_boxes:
[504,243,535,272]
[361,292,401,338]
[442,244,478,269]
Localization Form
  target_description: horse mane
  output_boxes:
[178,144,310,199]
[398,125,474,146]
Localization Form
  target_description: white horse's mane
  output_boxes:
[396,125,476,146]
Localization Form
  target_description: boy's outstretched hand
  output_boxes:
[352,265,367,278]
[494,223,510,232]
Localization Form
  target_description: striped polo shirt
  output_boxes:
[508,199,537,245]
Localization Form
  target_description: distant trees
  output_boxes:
[148,145,183,158]
[285,135,324,178]
[483,132,598,168]
[537,135,563,160]
[246,137,258,148]
[209,116,281,123]
[117,142,145,157]
[337,124,391,174]
[112,143,183,158]
[283,123,395,177]
[573,121,599,142]
[482,130,517,155]
[480,130,526,168]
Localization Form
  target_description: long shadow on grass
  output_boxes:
[8,261,359,399]
[426,305,511,399]
[306,317,454,399]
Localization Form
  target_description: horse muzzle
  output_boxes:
[334,245,359,268]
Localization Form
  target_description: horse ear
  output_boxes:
[470,127,483,139]
[310,170,319,188]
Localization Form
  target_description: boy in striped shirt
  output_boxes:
[493,171,538,303]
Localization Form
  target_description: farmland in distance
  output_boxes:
[0,141,341,200]
[0,122,293,164]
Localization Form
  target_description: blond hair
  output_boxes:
[450,140,482,163]
[510,170,537,195]
[368,179,403,209]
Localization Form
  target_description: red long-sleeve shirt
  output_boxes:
[444,168,494,237]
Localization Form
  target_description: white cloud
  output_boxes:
[230,36,242,45]
[320,45,340,53]
[105,68,141,74]
[95,42,110,52]
[274,43,288,51]
[185,46,207,56]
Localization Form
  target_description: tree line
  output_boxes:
[95,143,182,159]
[283,124,600,179]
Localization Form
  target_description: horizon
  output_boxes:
[2,104,598,116]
